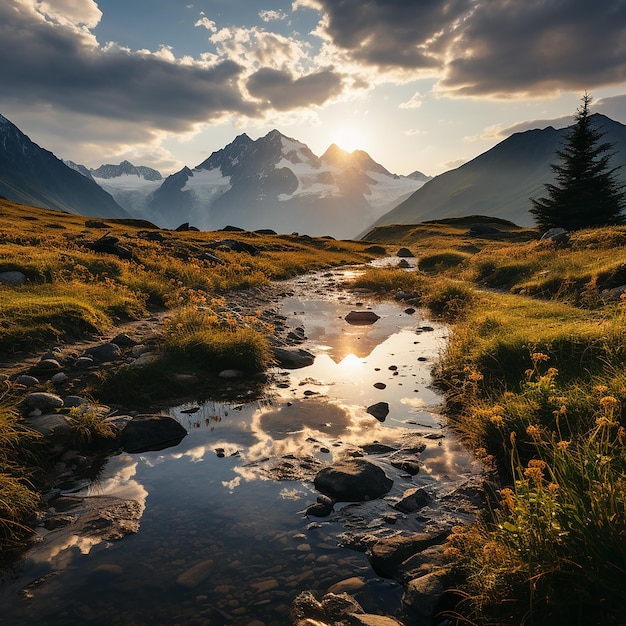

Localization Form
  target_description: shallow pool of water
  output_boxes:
[0,269,478,626]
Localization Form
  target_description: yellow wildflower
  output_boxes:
[500,487,515,512]
[526,424,542,441]
[556,440,571,452]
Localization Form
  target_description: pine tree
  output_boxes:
[530,93,625,231]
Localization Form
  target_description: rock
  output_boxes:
[373,382,386,390]
[84,220,109,229]
[85,235,132,259]
[314,459,393,502]
[174,222,191,232]
[130,353,156,367]
[396,247,414,258]
[273,347,315,369]
[34,359,62,372]
[392,487,431,513]
[327,577,366,595]
[130,344,150,358]
[25,392,63,410]
[306,501,334,517]
[111,332,136,347]
[119,414,187,452]
[172,373,199,384]
[366,402,389,422]
[367,531,449,578]
[206,239,259,255]
[16,375,39,387]
[291,591,327,624]
[397,259,411,268]
[390,459,420,475]
[51,372,68,385]
[601,284,626,301]
[74,356,94,369]
[402,571,444,622]
[145,231,165,241]
[255,228,277,235]
[404,307,416,314]
[84,343,122,362]
[27,413,72,437]
[218,369,244,379]
[322,593,364,619]
[345,310,380,325]
[0,270,27,285]
[467,223,501,236]
[346,614,405,626]
[363,245,386,254]
[176,559,214,588]
[540,227,570,245]
[64,395,89,408]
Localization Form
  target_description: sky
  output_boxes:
[2,0,626,177]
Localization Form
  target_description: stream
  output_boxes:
[0,265,479,626]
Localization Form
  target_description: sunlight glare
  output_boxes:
[332,125,367,153]
[338,353,364,372]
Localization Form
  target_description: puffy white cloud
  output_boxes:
[195,16,217,32]
[259,9,288,22]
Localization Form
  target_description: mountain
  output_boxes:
[0,113,127,218]
[368,114,626,230]
[146,130,425,238]
[89,160,163,216]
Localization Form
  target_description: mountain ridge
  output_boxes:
[368,113,626,230]
[0,113,128,218]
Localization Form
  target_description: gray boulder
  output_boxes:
[84,343,122,362]
[16,375,39,387]
[396,247,414,258]
[314,459,392,502]
[27,413,72,438]
[120,414,187,452]
[26,392,63,410]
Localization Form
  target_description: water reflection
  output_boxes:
[0,277,478,626]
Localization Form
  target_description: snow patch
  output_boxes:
[183,167,231,205]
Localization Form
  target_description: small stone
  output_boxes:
[396,247,414,258]
[25,392,63,410]
[64,395,88,408]
[327,576,366,594]
[111,333,136,347]
[373,382,386,390]
[176,559,214,588]
[390,459,420,475]
[16,375,39,387]
[130,344,150,358]
[35,359,61,372]
[51,372,68,385]
[404,307,416,315]
[393,487,431,513]
[74,356,94,369]
[218,369,244,379]
[0,271,26,285]
[84,343,122,362]
[366,402,389,422]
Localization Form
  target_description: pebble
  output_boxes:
[51,372,68,384]
[373,382,386,390]
[16,374,39,387]
[25,392,64,410]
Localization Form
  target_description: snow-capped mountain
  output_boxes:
[0,113,127,218]
[89,160,163,216]
[146,130,427,238]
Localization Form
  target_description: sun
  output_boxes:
[332,125,367,153]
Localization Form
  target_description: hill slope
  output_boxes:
[0,114,128,218]
[368,114,626,230]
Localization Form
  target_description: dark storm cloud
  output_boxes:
[312,0,626,96]
[0,2,256,129]
[246,68,344,109]
[441,0,626,96]
[315,0,472,69]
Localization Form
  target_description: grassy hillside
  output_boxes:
[353,217,626,624]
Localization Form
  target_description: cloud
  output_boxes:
[259,9,288,22]
[399,92,423,109]
[307,0,626,98]
[195,16,217,32]
[440,2,626,97]
[247,67,344,109]
[0,2,258,131]
[596,94,626,125]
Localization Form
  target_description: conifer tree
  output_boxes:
[530,93,625,231]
